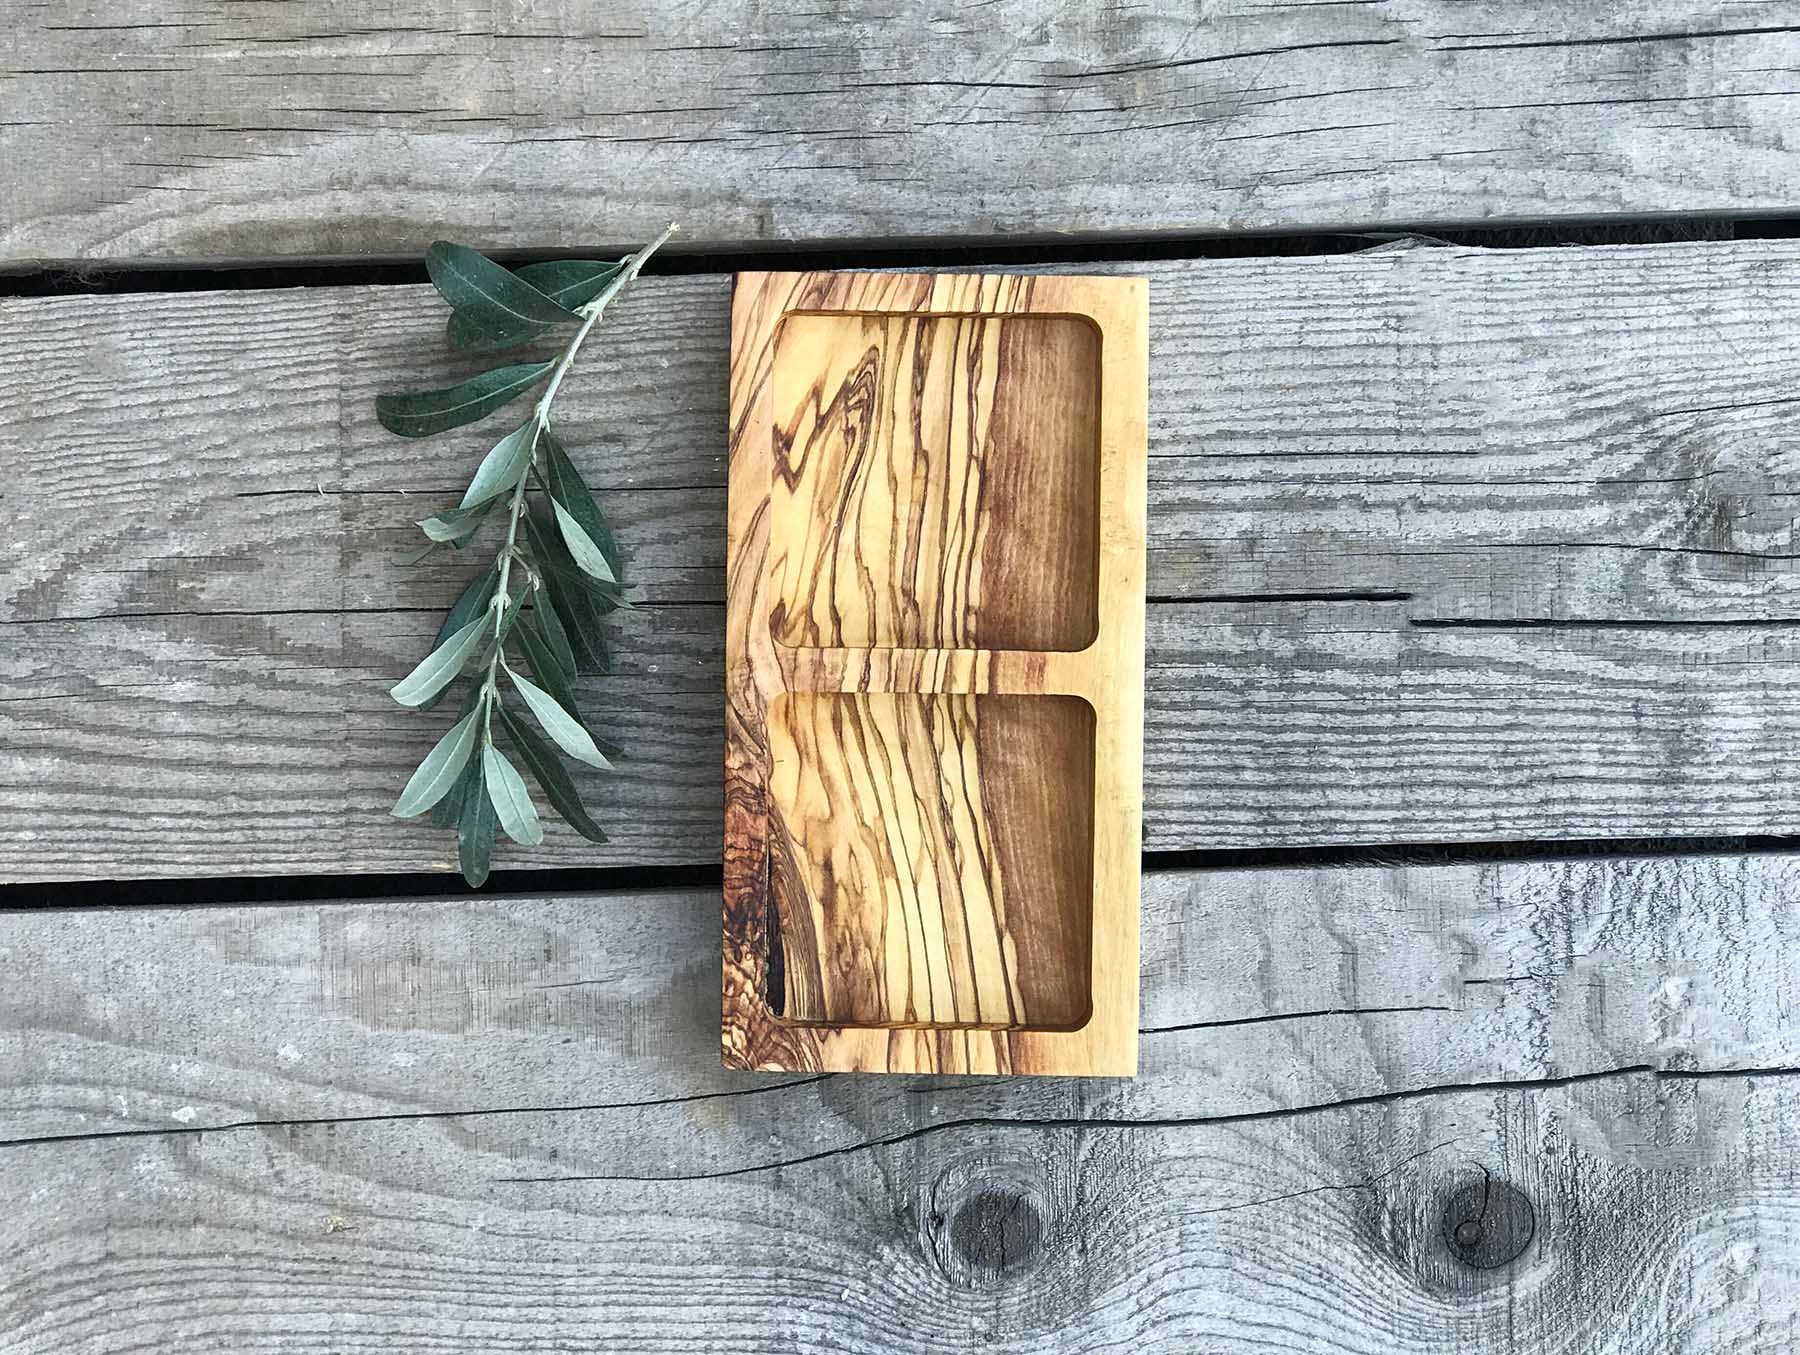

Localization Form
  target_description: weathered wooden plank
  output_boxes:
[3,2,1799,263]
[2,854,1797,1349]
[6,855,1795,1134]
[5,240,1800,879]
[10,603,1800,877]
[3,1077,1793,1353]
[12,243,1800,624]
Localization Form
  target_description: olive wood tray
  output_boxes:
[723,271,1148,1076]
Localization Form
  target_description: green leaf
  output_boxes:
[482,742,544,846]
[471,577,530,676]
[418,493,502,544]
[432,754,479,830]
[515,258,623,310]
[376,362,553,438]
[427,241,578,326]
[542,430,623,579]
[392,706,482,817]
[547,580,611,674]
[523,510,613,673]
[399,539,442,567]
[524,506,629,609]
[447,308,553,355]
[514,606,579,715]
[559,561,629,611]
[390,615,487,707]
[419,565,499,711]
[458,756,497,886]
[496,705,608,843]
[508,667,611,768]
[443,565,500,634]
[527,596,578,685]
[461,422,538,508]
[552,501,617,583]
[556,591,612,675]
[442,258,621,353]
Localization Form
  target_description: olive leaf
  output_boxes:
[461,423,538,507]
[548,586,612,675]
[497,705,608,842]
[390,615,487,707]
[527,596,579,685]
[542,429,622,579]
[553,501,617,583]
[458,757,497,886]
[508,667,612,768]
[418,493,503,544]
[448,309,550,356]
[444,257,626,354]
[376,362,554,438]
[392,707,481,817]
[429,241,577,324]
[379,224,677,885]
[417,566,498,711]
[524,509,615,675]
[514,607,580,715]
[432,754,479,830]
[483,743,544,846]
[516,259,624,309]
[525,505,630,609]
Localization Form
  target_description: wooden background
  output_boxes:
[4,3,1800,1351]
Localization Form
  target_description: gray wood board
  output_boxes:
[3,2,1800,263]
[5,239,1800,879]
[2,853,1797,1350]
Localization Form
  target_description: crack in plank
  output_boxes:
[1140,1002,1452,1035]
[495,1062,1800,1185]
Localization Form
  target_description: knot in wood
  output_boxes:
[949,1188,1044,1281]
[1439,1175,1535,1270]
[925,1156,1052,1288]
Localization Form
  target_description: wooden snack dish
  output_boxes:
[723,271,1148,1076]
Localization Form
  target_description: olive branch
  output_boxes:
[377,224,677,885]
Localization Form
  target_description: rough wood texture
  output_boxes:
[724,272,1147,1075]
[7,239,1800,880]
[4,2,1800,264]
[3,853,1798,1350]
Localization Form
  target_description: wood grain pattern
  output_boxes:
[3,854,1799,1351]
[7,241,1800,878]
[5,2,1800,262]
[726,271,1146,1075]
[769,693,1093,1029]
[771,312,1099,651]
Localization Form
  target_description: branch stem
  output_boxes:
[476,223,679,731]
[536,220,678,418]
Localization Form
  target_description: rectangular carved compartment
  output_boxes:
[770,312,1101,652]
[724,271,1148,1076]
[768,693,1095,1031]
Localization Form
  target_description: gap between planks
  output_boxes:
[0,214,1763,299]
[7,833,1800,912]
